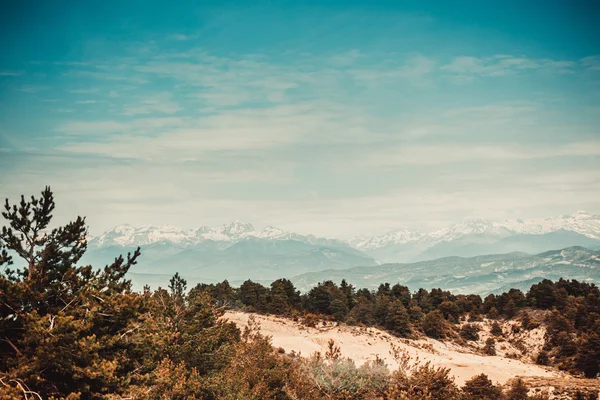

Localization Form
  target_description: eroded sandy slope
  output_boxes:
[223,311,559,386]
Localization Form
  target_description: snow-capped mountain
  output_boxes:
[352,212,600,250]
[499,211,600,239]
[82,213,600,291]
[348,212,600,262]
[428,218,515,243]
[83,221,377,289]
[88,221,347,249]
[348,228,425,249]
[88,211,600,266]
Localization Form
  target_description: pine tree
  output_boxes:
[422,310,446,339]
[505,377,529,400]
[575,330,600,378]
[270,281,290,315]
[385,300,411,337]
[169,272,187,298]
[0,187,142,398]
[459,323,480,341]
[461,373,503,400]
[329,299,349,322]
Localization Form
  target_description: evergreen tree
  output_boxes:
[459,324,480,341]
[575,330,600,378]
[461,373,503,400]
[340,279,355,309]
[422,310,446,339]
[329,299,349,322]
[504,377,529,400]
[270,281,290,315]
[169,272,187,298]
[0,187,142,398]
[385,300,411,337]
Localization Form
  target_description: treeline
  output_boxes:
[0,188,598,399]
[194,276,600,379]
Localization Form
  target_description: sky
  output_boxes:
[0,0,599,238]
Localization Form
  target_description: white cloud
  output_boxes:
[170,33,193,41]
[0,70,23,76]
[441,55,576,81]
[581,55,600,71]
[362,141,600,167]
[122,92,182,116]
[19,85,50,93]
[67,88,100,94]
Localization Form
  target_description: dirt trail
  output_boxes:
[224,311,561,386]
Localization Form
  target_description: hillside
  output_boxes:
[289,246,600,294]
[224,311,600,397]
[224,311,558,386]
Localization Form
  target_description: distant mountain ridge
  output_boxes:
[89,220,347,249]
[350,211,600,262]
[288,246,600,295]
[89,211,600,264]
[350,211,600,248]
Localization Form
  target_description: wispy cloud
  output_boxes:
[19,85,50,93]
[0,70,24,76]
[441,55,576,81]
[122,92,181,116]
[581,55,600,71]
[4,37,600,236]
[362,141,600,167]
[67,88,100,94]
[169,33,195,41]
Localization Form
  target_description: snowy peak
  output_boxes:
[349,228,424,249]
[89,211,600,252]
[351,211,600,250]
[430,219,513,242]
[89,222,321,248]
[92,224,195,247]
[257,226,287,239]
[220,220,255,237]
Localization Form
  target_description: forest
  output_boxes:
[1,188,599,399]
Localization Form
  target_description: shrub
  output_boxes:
[504,377,529,400]
[461,373,503,400]
[459,324,480,341]
[303,356,390,399]
[483,338,496,356]
[490,321,503,336]
[535,350,550,366]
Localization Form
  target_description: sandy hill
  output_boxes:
[223,311,600,395]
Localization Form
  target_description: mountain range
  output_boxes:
[288,246,600,295]
[82,211,600,291]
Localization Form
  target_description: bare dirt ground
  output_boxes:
[223,311,561,386]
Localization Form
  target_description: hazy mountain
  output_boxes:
[84,212,600,291]
[351,212,600,262]
[416,230,600,261]
[88,221,348,249]
[288,246,600,295]
[83,233,377,290]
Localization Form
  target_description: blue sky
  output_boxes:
[0,1,599,237]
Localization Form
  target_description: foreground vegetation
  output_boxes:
[0,188,598,399]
